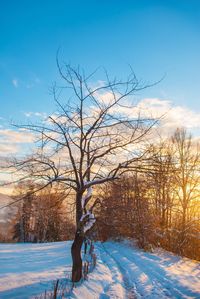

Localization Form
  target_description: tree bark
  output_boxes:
[71,230,84,282]
[71,192,84,283]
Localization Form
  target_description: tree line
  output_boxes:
[7,128,200,261]
[96,129,200,260]
[11,184,75,243]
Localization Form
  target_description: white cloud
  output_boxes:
[24,112,47,118]
[136,98,200,136]
[95,92,200,136]
[0,129,35,144]
[0,129,35,156]
[11,76,40,89]
[2,96,200,157]
[0,143,20,155]
[24,112,32,117]
[12,79,18,88]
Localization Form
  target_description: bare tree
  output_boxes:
[96,174,155,249]
[171,128,200,255]
[12,64,157,282]
[145,141,176,249]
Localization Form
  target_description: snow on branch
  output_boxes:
[81,186,93,209]
[80,210,96,233]
[83,176,118,189]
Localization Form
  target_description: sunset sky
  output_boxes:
[0,0,200,160]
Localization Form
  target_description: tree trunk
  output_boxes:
[71,231,84,282]
[71,192,84,283]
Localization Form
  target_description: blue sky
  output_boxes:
[0,0,200,193]
[0,0,200,145]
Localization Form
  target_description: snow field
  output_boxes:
[0,241,199,298]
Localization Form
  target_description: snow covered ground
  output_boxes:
[0,241,199,299]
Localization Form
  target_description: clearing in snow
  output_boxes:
[0,241,199,298]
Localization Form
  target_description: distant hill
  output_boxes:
[0,193,17,239]
[0,193,15,222]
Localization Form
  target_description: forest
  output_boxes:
[3,128,199,263]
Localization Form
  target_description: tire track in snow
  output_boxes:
[105,242,199,299]
[96,245,124,298]
[105,244,175,298]
[102,243,164,299]
[98,243,137,299]
[122,251,199,299]
[96,244,125,298]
